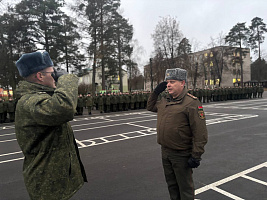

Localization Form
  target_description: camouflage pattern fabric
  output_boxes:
[15,74,87,200]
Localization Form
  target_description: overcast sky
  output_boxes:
[120,0,267,67]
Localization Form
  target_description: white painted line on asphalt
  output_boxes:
[79,128,157,148]
[0,151,22,157]
[212,186,245,200]
[75,139,86,148]
[0,125,15,130]
[73,118,156,132]
[125,123,150,129]
[0,157,24,164]
[195,161,267,195]
[0,132,15,137]
[241,175,267,186]
[0,139,17,143]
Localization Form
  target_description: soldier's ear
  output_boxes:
[35,72,44,81]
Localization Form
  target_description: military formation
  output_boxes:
[75,91,151,115]
[187,86,264,103]
[0,86,264,122]
[75,85,264,115]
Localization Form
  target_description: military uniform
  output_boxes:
[7,99,16,122]
[0,99,4,123]
[15,74,87,200]
[147,88,208,200]
[98,94,104,113]
[77,95,84,115]
[85,94,93,115]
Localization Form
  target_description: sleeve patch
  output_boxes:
[198,106,205,119]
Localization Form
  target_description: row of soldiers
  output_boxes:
[76,92,152,115]
[0,98,16,123]
[187,86,264,103]
[78,85,264,115]
[1,85,264,121]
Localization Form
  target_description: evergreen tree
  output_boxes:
[249,17,267,59]
[0,11,25,90]
[112,12,133,92]
[15,0,65,59]
[225,22,250,86]
[56,15,86,73]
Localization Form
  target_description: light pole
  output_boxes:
[150,58,153,91]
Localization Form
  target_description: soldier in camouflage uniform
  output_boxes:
[15,51,87,200]
[111,92,117,112]
[85,93,93,115]
[7,98,16,122]
[130,92,136,110]
[105,93,111,113]
[118,92,124,111]
[124,92,130,111]
[98,93,104,113]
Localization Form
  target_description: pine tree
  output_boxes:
[225,22,250,86]
[249,17,267,59]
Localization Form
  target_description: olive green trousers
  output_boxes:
[161,147,194,200]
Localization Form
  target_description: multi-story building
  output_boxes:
[144,46,251,90]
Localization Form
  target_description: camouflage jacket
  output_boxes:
[15,74,87,200]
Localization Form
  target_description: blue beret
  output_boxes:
[16,51,54,77]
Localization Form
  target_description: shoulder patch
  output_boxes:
[187,93,197,100]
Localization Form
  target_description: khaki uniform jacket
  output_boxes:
[147,88,208,159]
[15,74,87,200]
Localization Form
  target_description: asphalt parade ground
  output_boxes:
[1,93,267,200]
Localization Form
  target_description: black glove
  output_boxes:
[52,67,68,82]
[188,157,201,168]
[154,82,167,95]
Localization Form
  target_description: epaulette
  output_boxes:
[187,93,198,100]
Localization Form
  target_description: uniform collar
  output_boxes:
[166,88,188,102]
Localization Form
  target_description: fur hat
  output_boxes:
[16,51,54,77]
[165,68,187,82]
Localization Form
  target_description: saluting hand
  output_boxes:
[154,82,167,95]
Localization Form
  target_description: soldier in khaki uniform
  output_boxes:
[147,68,208,200]
[15,51,87,200]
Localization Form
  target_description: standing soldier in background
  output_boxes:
[253,85,257,98]
[124,92,130,111]
[14,51,87,200]
[98,93,104,113]
[111,92,117,112]
[130,92,136,110]
[77,94,84,115]
[3,98,8,122]
[86,93,93,115]
[105,93,111,113]
[7,98,16,122]
[258,85,264,98]
[207,88,212,103]
[147,68,208,200]
[0,98,4,123]
[118,92,124,111]
[135,92,140,109]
